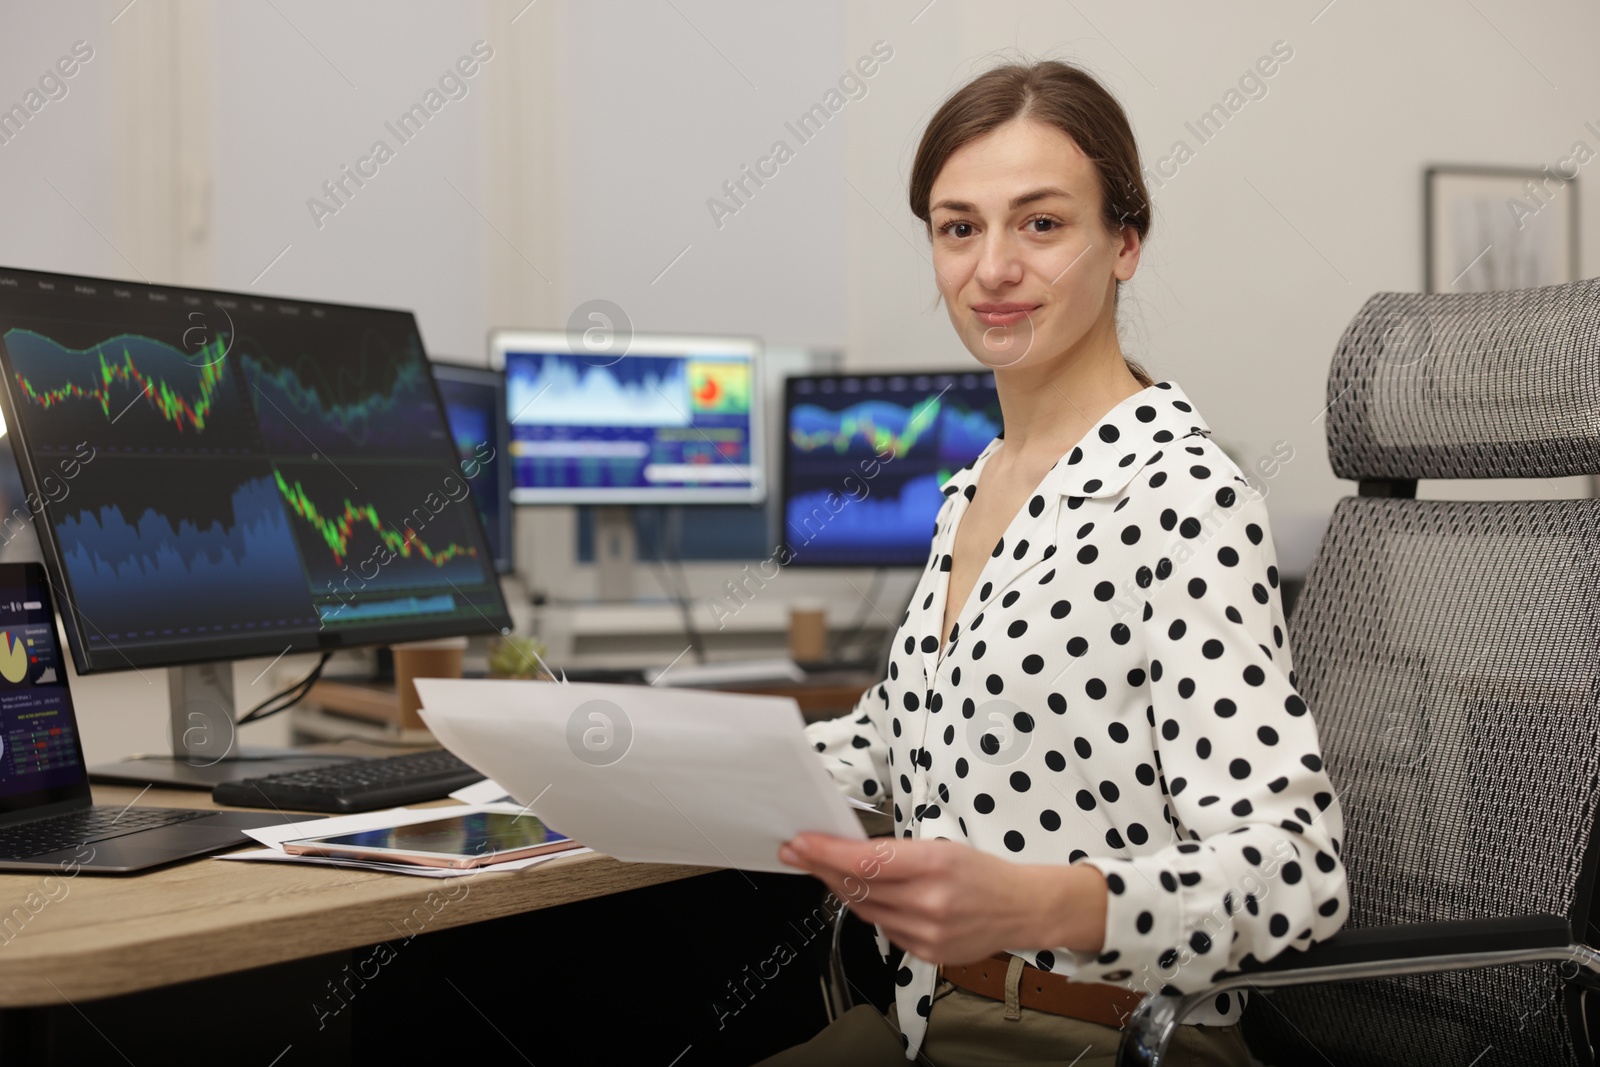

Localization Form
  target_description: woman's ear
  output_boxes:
[1112,223,1142,282]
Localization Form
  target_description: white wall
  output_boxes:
[211,2,491,355]
[0,6,123,282]
[562,0,849,347]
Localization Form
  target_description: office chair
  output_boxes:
[824,277,1600,1066]
[1120,276,1600,1064]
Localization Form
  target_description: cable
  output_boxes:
[237,653,329,725]
[236,652,333,726]
[657,504,707,665]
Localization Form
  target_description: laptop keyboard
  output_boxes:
[0,807,212,860]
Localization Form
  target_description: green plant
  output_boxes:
[487,635,551,680]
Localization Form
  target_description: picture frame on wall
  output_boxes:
[1424,165,1580,293]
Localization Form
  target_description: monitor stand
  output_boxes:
[594,505,636,602]
[87,662,362,790]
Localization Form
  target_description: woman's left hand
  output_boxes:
[778,833,1108,965]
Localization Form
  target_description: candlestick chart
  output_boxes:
[3,328,258,453]
[272,462,489,594]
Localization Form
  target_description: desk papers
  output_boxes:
[415,679,865,873]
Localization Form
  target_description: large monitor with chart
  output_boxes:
[490,329,764,505]
[0,266,512,676]
[781,370,1001,567]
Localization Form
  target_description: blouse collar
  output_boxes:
[915,382,1209,682]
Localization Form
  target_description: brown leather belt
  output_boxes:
[940,953,1144,1029]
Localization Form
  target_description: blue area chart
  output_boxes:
[53,471,317,645]
[506,352,690,427]
[786,472,947,560]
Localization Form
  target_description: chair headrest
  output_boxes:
[1326,277,1600,481]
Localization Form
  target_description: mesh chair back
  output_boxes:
[1326,277,1600,481]
[1244,279,1600,1067]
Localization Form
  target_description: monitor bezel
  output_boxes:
[779,369,999,569]
[428,359,515,576]
[488,328,766,506]
[0,266,513,676]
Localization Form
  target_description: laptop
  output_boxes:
[0,562,306,873]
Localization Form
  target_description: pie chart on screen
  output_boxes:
[0,631,25,684]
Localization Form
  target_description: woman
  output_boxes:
[764,61,1348,1066]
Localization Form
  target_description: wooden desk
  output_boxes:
[0,783,707,1008]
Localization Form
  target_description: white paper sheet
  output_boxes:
[449,778,515,805]
[415,678,865,874]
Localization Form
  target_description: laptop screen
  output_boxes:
[0,563,89,815]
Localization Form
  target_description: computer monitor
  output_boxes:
[492,329,765,600]
[430,361,514,575]
[781,370,1002,567]
[490,329,764,506]
[0,266,512,784]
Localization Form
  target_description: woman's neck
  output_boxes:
[991,338,1146,463]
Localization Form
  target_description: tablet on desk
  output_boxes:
[282,811,580,869]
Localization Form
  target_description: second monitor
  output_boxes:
[491,329,763,600]
[491,330,764,505]
[431,360,514,576]
[781,370,1001,568]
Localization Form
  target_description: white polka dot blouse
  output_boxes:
[805,382,1349,1060]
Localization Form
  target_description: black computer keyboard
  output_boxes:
[211,749,485,814]
[0,807,212,860]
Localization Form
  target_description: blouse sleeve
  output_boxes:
[803,679,894,807]
[1072,483,1349,993]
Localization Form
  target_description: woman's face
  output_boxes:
[928,118,1139,372]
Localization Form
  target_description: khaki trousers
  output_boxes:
[755,980,1254,1067]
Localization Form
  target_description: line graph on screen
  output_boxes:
[240,334,444,458]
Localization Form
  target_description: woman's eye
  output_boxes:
[942,221,974,238]
[1026,217,1059,233]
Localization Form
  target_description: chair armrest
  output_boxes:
[1232,914,1573,976]
[1117,915,1595,1067]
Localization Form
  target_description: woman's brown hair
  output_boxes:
[910,61,1154,387]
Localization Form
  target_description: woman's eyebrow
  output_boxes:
[930,187,1075,214]
[1011,187,1074,208]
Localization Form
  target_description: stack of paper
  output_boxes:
[216,804,593,878]
[414,678,865,874]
